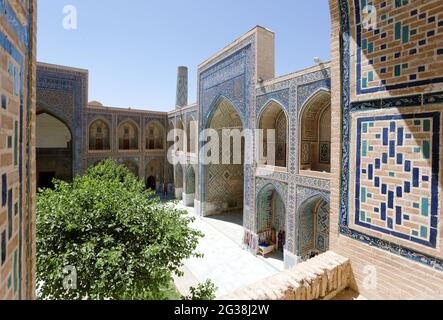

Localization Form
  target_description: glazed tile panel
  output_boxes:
[351,0,443,96]
[351,113,439,248]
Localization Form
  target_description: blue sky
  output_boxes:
[37,0,331,111]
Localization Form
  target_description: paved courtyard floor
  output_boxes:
[173,203,283,298]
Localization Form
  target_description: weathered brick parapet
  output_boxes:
[219,251,353,300]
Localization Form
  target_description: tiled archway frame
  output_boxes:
[295,186,330,259]
[255,178,288,244]
[198,35,256,227]
[37,66,87,177]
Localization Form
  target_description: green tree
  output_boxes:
[183,280,217,300]
[37,159,203,300]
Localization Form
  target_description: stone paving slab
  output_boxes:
[174,204,281,298]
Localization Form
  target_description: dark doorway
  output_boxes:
[39,172,56,190]
[124,139,130,150]
[96,138,103,150]
[36,112,73,189]
[146,176,156,191]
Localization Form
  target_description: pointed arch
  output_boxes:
[296,194,330,261]
[257,99,288,168]
[145,159,163,190]
[204,95,244,130]
[201,96,245,216]
[256,183,286,254]
[145,120,165,150]
[36,111,73,188]
[299,89,331,174]
[118,119,139,150]
[88,118,111,151]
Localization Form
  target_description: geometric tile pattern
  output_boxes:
[319,142,330,164]
[205,99,244,206]
[354,0,443,95]
[316,200,330,252]
[256,73,332,255]
[339,0,443,270]
[0,0,32,300]
[354,113,440,248]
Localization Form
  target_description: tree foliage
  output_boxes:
[183,280,217,300]
[37,159,203,300]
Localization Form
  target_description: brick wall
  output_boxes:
[219,251,352,300]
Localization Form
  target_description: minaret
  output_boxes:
[176,66,188,109]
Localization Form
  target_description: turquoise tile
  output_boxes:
[361,187,367,203]
[423,120,431,132]
[394,65,401,77]
[402,25,409,44]
[360,210,366,221]
[421,197,429,217]
[422,140,430,159]
[420,226,428,238]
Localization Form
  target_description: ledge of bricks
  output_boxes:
[219,251,353,300]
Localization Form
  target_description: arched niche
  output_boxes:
[118,120,139,151]
[89,119,110,151]
[299,91,331,174]
[258,100,288,169]
[146,121,164,150]
[256,184,286,255]
[36,112,73,188]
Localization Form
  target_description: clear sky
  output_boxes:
[37,0,331,111]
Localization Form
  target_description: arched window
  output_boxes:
[118,121,139,150]
[258,101,288,168]
[299,91,331,174]
[146,122,164,150]
[89,119,110,151]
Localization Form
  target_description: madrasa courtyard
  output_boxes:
[1,0,443,301]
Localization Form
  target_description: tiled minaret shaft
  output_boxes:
[176,66,188,109]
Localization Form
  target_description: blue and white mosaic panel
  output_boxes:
[351,112,440,249]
